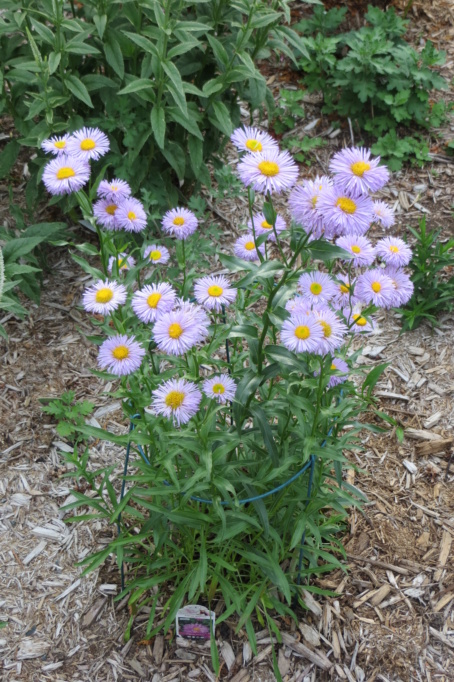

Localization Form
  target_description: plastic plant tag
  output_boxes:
[175,605,215,640]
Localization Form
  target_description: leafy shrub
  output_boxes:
[271,88,305,134]
[399,217,454,330]
[41,391,95,440]
[0,216,67,337]
[298,5,448,168]
[0,0,308,208]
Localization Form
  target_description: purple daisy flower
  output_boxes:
[116,198,147,232]
[203,375,237,404]
[336,235,376,267]
[332,276,359,309]
[328,358,349,388]
[298,271,338,305]
[289,176,332,236]
[281,313,324,354]
[316,186,374,237]
[313,308,348,355]
[162,208,198,239]
[131,283,177,324]
[194,275,237,312]
[329,147,389,196]
[98,334,145,376]
[231,126,279,154]
[82,279,127,315]
[372,201,395,229]
[285,296,313,316]
[108,253,136,273]
[234,234,265,262]
[172,300,211,339]
[41,134,70,155]
[238,149,299,194]
[97,178,131,202]
[150,378,202,426]
[355,268,397,308]
[383,266,414,306]
[42,154,90,195]
[248,212,287,241]
[152,307,209,356]
[67,127,110,161]
[375,237,412,267]
[144,244,170,265]
[93,198,123,230]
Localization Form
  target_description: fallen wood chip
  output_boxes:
[423,412,443,429]
[429,627,454,649]
[17,638,50,660]
[406,429,443,441]
[281,632,332,671]
[415,439,453,456]
[23,540,47,566]
[346,554,410,575]
[376,391,409,401]
[220,642,235,671]
[301,589,322,617]
[370,584,392,606]
[403,460,418,474]
[82,597,107,628]
[408,346,425,356]
[54,579,81,602]
[299,622,321,647]
[434,530,452,582]
[433,592,454,613]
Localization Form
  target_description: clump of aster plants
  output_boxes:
[41,125,413,661]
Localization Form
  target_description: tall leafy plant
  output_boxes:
[0,0,309,209]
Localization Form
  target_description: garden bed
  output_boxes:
[1,2,454,681]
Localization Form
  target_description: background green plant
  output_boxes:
[398,217,454,330]
[41,390,95,440]
[0,0,309,210]
[297,5,448,169]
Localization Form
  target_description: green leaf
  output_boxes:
[65,40,101,56]
[306,240,352,262]
[48,51,61,75]
[65,74,93,108]
[104,36,124,80]
[0,140,20,180]
[2,237,44,263]
[118,78,155,95]
[249,405,279,467]
[209,101,232,136]
[207,34,229,67]
[188,135,203,173]
[162,61,188,117]
[151,106,166,149]
[93,14,108,39]
[124,31,159,57]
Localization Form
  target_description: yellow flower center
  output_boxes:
[173,216,185,226]
[127,211,136,220]
[351,245,361,254]
[208,285,223,297]
[111,185,118,191]
[353,314,367,327]
[389,245,399,253]
[245,241,255,251]
[320,320,332,338]
[118,259,127,270]
[295,325,310,340]
[261,220,273,230]
[95,287,114,304]
[80,138,96,151]
[258,161,279,177]
[105,204,117,215]
[147,292,162,308]
[245,139,263,152]
[310,282,322,295]
[56,166,75,180]
[168,322,183,339]
[351,161,371,177]
[371,281,381,293]
[336,197,357,214]
[165,390,185,409]
[330,363,337,370]
[340,283,350,294]
[311,196,318,208]
[149,250,161,261]
[112,345,129,360]
[54,140,66,149]
[212,383,225,394]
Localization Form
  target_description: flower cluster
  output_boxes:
[48,125,415,430]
